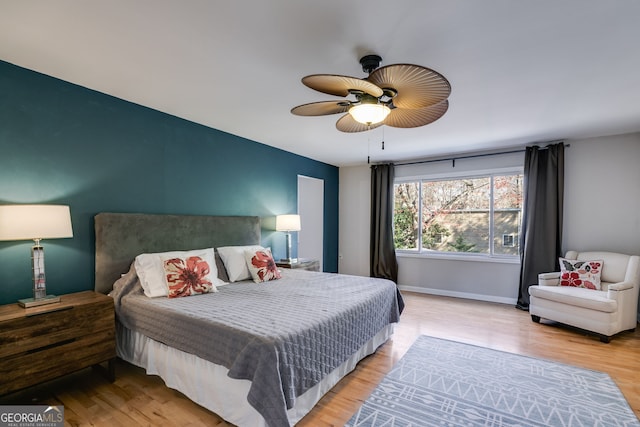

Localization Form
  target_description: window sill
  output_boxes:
[396,251,521,265]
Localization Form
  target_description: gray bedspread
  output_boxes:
[110,266,400,427]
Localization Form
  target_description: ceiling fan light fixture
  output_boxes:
[349,103,390,125]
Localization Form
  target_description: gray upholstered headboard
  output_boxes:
[94,212,261,294]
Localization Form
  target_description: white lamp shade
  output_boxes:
[0,205,73,241]
[349,103,391,125]
[275,214,301,232]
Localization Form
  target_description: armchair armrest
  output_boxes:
[538,272,560,286]
[607,281,634,292]
[607,281,635,303]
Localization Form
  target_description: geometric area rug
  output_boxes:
[346,335,640,427]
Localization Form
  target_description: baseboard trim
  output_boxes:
[398,285,518,306]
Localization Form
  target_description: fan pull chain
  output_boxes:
[381,126,385,150]
[367,135,371,164]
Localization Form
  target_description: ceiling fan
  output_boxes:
[291,54,451,133]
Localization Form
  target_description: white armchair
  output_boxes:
[528,251,640,343]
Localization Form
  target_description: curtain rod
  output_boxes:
[394,142,568,167]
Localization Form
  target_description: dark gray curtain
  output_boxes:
[516,143,564,309]
[370,163,404,313]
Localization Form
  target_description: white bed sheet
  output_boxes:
[117,322,394,426]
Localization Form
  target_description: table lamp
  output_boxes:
[275,214,301,263]
[0,204,73,308]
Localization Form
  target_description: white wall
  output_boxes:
[338,131,640,305]
[338,165,370,276]
[562,133,640,255]
[397,256,521,304]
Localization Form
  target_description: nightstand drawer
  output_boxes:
[0,331,115,392]
[0,291,116,396]
[0,300,113,359]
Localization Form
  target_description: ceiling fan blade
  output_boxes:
[291,101,351,116]
[302,74,383,98]
[335,113,384,133]
[367,64,451,109]
[384,100,449,128]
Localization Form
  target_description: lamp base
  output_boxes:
[18,294,61,308]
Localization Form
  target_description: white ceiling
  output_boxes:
[2,1,639,167]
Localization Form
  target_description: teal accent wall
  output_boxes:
[0,60,338,305]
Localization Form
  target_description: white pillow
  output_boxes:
[134,248,225,297]
[217,245,266,282]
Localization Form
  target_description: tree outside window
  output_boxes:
[393,182,419,250]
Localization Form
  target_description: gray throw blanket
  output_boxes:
[111,266,400,427]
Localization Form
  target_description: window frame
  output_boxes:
[393,167,523,262]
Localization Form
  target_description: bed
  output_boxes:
[94,212,401,427]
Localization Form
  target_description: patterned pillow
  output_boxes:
[162,254,219,298]
[244,248,281,283]
[559,258,603,290]
[135,248,225,297]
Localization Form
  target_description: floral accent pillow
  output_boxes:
[162,254,219,298]
[559,258,603,290]
[244,248,281,283]
[135,248,225,297]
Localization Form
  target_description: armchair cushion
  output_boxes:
[529,286,617,313]
[565,251,631,285]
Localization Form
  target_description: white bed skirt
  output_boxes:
[117,323,394,426]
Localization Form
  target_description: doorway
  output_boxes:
[297,175,324,270]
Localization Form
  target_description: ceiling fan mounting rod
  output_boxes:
[360,54,382,74]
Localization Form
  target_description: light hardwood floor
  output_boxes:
[3,292,639,426]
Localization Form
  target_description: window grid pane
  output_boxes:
[421,178,490,253]
[393,182,420,250]
[492,174,523,255]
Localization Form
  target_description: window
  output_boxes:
[393,173,523,257]
[502,234,517,247]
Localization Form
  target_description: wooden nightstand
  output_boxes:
[0,290,116,396]
[276,258,320,272]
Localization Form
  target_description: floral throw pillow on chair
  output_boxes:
[559,258,603,290]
